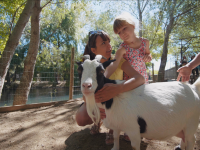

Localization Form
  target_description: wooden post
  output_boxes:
[152,63,155,82]
[69,47,74,100]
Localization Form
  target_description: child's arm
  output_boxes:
[177,53,200,82]
[143,39,152,62]
[104,47,126,78]
[187,53,200,69]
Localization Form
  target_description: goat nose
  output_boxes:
[82,83,92,88]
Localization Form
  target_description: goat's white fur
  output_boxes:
[81,58,200,150]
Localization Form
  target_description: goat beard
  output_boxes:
[85,93,100,125]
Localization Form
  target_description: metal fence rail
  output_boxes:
[0,72,82,107]
[0,48,82,107]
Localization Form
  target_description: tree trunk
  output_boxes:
[139,11,142,37]
[13,0,41,105]
[157,18,174,82]
[137,0,143,37]
[0,0,34,98]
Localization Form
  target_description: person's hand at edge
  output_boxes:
[177,66,192,82]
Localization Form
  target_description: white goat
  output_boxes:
[77,55,200,150]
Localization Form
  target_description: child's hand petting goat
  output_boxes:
[77,55,200,150]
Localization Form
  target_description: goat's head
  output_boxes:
[77,55,115,96]
[76,55,115,124]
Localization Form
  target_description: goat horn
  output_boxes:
[102,56,107,60]
[81,55,90,60]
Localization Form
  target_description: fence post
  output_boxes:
[152,63,155,82]
[69,47,74,100]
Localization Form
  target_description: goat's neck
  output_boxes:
[86,77,117,123]
[94,77,114,93]
[104,77,116,84]
[95,77,116,92]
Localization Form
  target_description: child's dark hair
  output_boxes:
[83,30,110,60]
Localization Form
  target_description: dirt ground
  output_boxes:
[1,99,200,150]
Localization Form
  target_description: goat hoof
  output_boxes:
[174,146,181,150]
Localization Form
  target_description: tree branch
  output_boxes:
[137,0,141,14]
[174,5,197,20]
[43,28,58,41]
[149,2,166,50]
[51,2,65,5]
[176,0,184,9]
[149,11,164,50]
[141,0,149,13]
[141,0,144,9]
[41,0,53,9]
[173,6,199,27]
[40,22,62,43]
[182,38,193,53]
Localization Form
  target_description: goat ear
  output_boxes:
[76,61,82,66]
[102,59,116,69]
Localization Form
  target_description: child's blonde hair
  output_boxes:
[113,12,135,34]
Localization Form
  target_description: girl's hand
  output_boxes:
[99,108,106,119]
[177,66,192,82]
[95,83,121,103]
[143,54,152,62]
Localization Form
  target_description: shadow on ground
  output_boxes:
[65,128,148,150]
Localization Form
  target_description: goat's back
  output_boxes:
[104,81,200,140]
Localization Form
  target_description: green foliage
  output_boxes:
[2,0,200,86]
[143,15,165,61]
[92,10,121,53]
[5,44,28,84]
[166,0,200,61]
[0,0,26,53]
[35,0,90,86]
[171,3,200,58]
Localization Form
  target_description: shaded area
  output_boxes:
[65,128,148,150]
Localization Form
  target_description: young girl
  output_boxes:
[105,13,152,83]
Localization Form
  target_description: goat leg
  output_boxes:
[111,129,120,150]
